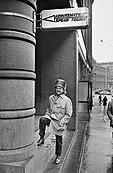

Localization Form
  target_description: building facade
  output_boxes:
[92,61,112,90]
[98,62,113,89]
[93,64,108,89]
[0,0,94,172]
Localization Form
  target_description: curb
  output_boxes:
[58,130,77,173]
[77,122,88,173]
[58,121,88,173]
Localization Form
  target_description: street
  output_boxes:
[79,94,113,173]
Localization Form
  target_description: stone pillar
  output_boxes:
[0,0,36,172]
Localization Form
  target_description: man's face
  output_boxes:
[55,86,64,95]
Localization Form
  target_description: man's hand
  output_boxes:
[60,118,65,126]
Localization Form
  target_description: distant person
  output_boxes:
[98,94,102,105]
[107,94,113,128]
[102,96,108,109]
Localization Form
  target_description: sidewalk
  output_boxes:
[34,112,89,173]
[79,95,113,173]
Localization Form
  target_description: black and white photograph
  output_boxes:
[0,0,113,173]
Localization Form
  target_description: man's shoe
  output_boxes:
[54,156,61,164]
[37,139,44,146]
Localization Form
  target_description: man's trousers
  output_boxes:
[39,117,63,156]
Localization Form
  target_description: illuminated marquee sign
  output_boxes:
[40,7,89,30]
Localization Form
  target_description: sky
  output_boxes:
[92,0,113,63]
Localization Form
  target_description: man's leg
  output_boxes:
[54,135,62,164]
[37,117,50,146]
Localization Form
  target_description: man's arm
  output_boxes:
[60,98,73,125]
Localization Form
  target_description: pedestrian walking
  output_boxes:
[37,79,73,164]
[98,94,102,105]
[107,94,113,128]
[102,96,108,109]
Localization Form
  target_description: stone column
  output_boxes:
[0,0,36,172]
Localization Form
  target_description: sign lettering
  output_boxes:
[54,13,87,22]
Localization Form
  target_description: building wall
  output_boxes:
[35,0,94,130]
[36,30,78,130]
